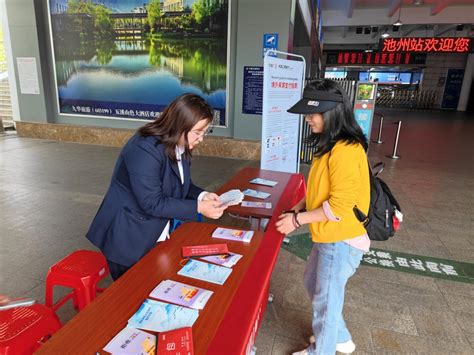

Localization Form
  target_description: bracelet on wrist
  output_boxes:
[293,213,301,228]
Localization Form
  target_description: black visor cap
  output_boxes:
[287,88,344,114]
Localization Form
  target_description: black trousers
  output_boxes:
[107,259,131,281]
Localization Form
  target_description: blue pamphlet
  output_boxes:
[127,299,198,332]
[177,259,232,285]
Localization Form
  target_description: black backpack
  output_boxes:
[353,162,402,241]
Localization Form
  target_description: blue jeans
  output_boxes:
[303,242,363,355]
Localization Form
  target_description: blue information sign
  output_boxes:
[242,66,264,114]
[263,33,278,58]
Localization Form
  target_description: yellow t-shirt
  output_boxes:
[306,140,370,243]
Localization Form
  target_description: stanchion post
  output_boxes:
[373,114,384,144]
[387,121,402,159]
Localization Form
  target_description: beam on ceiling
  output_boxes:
[388,0,403,17]
[431,1,451,16]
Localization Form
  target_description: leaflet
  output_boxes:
[212,227,254,243]
[103,327,156,354]
[200,252,243,268]
[241,201,272,209]
[149,280,213,310]
[177,259,232,285]
[242,188,271,200]
[249,178,278,187]
[127,299,198,333]
[157,327,194,355]
[218,189,244,206]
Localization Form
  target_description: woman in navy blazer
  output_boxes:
[86,94,227,280]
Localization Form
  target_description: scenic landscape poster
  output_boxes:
[48,0,228,126]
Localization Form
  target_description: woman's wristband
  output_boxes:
[293,213,301,228]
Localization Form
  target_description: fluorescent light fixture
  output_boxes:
[364,49,373,52]
[393,19,403,26]
[414,0,424,5]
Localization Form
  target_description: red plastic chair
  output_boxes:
[0,303,61,354]
[45,250,109,312]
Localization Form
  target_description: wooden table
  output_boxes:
[36,222,265,355]
[216,168,297,229]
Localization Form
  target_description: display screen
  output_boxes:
[359,72,412,84]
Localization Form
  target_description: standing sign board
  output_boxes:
[261,53,305,173]
[353,82,378,139]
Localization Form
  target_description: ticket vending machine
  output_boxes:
[353,82,378,140]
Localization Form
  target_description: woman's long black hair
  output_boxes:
[305,79,368,157]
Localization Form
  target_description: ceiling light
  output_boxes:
[364,49,373,53]
[414,0,424,5]
[381,32,390,38]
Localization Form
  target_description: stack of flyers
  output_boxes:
[249,178,278,187]
[103,327,156,354]
[242,189,271,200]
[177,259,232,285]
[200,252,243,268]
[149,280,213,310]
[241,201,272,209]
[212,227,254,243]
[218,189,244,206]
[128,299,199,332]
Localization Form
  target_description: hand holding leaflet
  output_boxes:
[218,189,244,206]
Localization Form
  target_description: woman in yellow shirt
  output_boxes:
[276,79,370,355]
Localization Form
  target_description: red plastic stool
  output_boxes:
[0,303,61,354]
[45,250,109,312]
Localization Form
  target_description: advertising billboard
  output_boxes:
[48,0,229,125]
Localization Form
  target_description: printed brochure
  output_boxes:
[212,227,254,243]
[242,188,271,200]
[200,252,243,268]
[149,279,213,310]
[103,327,156,354]
[157,327,194,355]
[241,201,272,209]
[249,178,278,187]
[177,259,232,285]
[127,299,198,332]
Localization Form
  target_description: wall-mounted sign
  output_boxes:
[326,51,426,66]
[263,33,278,58]
[379,37,473,53]
[242,66,264,115]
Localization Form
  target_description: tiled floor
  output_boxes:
[0,109,473,354]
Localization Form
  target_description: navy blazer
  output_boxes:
[86,134,203,267]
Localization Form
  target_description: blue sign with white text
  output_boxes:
[263,33,278,57]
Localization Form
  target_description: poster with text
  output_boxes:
[48,0,228,125]
[261,55,304,173]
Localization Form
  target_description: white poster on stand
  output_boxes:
[260,55,304,173]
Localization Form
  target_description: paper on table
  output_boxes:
[149,280,213,310]
[127,299,198,332]
[177,259,232,285]
[249,178,278,187]
[242,188,271,200]
[241,201,272,209]
[103,327,156,354]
